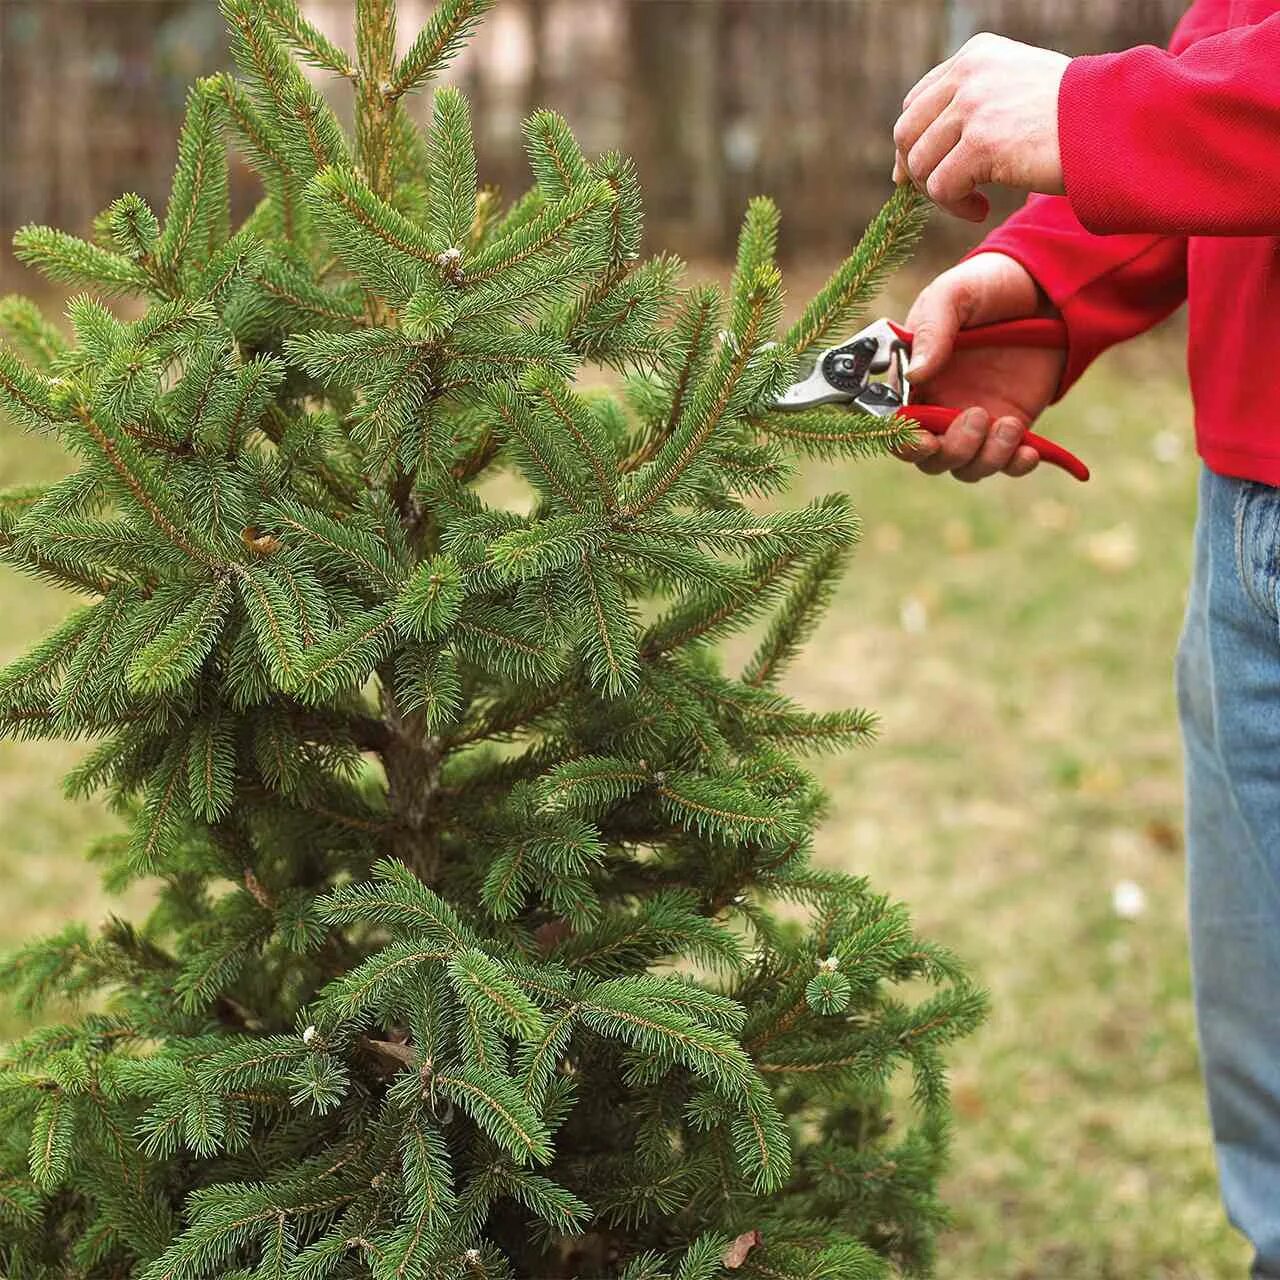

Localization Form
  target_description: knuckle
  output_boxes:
[911,321,941,353]
[949,277,979,314]
[962,122,988,153]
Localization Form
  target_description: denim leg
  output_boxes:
[1176,466,1280,1277]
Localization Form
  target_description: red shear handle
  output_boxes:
[887,316,1086,480]
[887,316,1069,351]
[897,404,1090,483]
[950,317,1069,351]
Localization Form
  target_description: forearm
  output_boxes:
[1060,17,1280,236]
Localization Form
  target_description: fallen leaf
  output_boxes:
[723,1230,762,1269]
[1085,524,1138,573]
[1144,818,1180,853]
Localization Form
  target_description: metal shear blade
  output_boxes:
[773,319,910,416]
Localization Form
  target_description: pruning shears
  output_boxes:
[772,316,1090,482]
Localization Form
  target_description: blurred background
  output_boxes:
[0,1,1233,1276]
[1,0,1189,262]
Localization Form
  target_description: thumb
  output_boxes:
[904,289,964,383]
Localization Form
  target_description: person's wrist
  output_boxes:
[963,250,1047,319]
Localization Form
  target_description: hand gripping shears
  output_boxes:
[772,316,1089,482]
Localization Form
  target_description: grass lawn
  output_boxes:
[0,287,1246,1275]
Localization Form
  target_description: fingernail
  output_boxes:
[962,408,989,434]
[996,419,1023,445]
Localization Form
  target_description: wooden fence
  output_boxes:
[0,0,1187,271]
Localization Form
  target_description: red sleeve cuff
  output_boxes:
[1058,50,1158,236]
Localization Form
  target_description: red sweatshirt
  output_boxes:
[973,0,1280,484]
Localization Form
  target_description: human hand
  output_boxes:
[895,252,1067,481]
[892,33,1070,222]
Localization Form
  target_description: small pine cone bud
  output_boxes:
[48,379,78,415]
[819,954,840,971]
[805,970,852,1016]
[435,247,465,286]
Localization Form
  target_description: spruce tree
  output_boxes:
[0,3,985,1277]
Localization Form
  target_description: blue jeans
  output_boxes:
[1177,465,1280,1277]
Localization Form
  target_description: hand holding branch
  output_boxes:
[892,33,1070,222]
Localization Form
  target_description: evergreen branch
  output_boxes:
[318,857,471,947]
[12,226,152,295]
[623,275,777,517]
[262,0,355,77]
[467,180,616,283]
[641,547,802,658]
[128,575,233,694]
[307,166,440,303]
[655,772,799,844]
[425,85,478,251]
[235,566,303,680]
[578,982,758,1099]
[206,72,299,238]
[784,184,930,356]
[577,551,640,696]
[129,740,190,872]
[395,555,463,640]
[73,406,211,564]
[0,293,69,368]
[487,385,585,513]
[315,939,450,1024]
[158,80,230,277]
[753,408,915,460]
[0,526,114,597]
[290,604,398,700]
[433,1066,553,1165]
[744,545,849,688]
[448,948,548,1041]
[0,345,66,433]
[263,498,401,593]
[522,110,590,200]
[528,371,619,510]
[623,286,721,474]
[389,0,499,100]
[535,756,648,815]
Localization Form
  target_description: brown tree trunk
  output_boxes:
[380,685,444,883]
